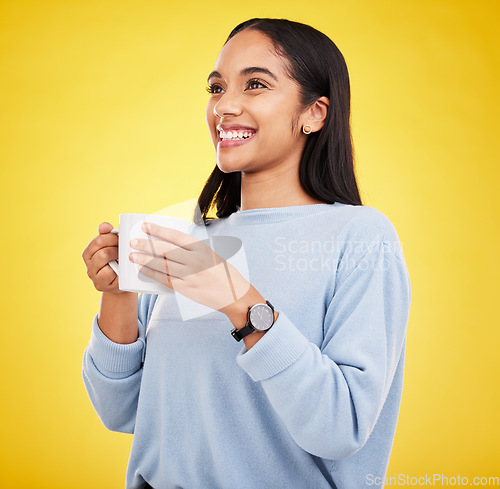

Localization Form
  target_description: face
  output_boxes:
[205,29,308,174]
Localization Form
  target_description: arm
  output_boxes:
[82,293,157,433]
[97,291,138,344]
[236,241,411,460]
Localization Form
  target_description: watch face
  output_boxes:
[249,304,274,331]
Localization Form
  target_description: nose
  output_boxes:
[213,90,243,118]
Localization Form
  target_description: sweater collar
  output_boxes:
[224,203,342,225]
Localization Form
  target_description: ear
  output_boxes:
[303,96,330,133]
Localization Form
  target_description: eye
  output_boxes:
[206,83,224,95]
[246,79,267,90]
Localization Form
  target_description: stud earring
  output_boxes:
[302,125,312,135]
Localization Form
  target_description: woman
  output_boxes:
[82,18,411,489]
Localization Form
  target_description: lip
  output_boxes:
[216,124,257,148]
[217,124,257,132]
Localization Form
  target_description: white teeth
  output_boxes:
[219,129,255,141]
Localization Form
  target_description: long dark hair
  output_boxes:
[194,18,362,225]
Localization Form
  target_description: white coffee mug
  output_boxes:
[106,213,248,320]
[108,213,207,295]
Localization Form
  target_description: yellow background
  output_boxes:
[1,0,499,487]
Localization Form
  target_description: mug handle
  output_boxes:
[108,228,120,276]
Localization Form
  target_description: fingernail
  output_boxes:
[142,222,149,232]
[130,239,138,247]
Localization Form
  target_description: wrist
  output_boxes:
[99,291,139,344]
[224,288,279,350]
[222,286,265,329]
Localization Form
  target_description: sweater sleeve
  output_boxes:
[236,241,411,460]
[82,293,156,434]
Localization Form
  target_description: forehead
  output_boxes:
[213,29,289,76]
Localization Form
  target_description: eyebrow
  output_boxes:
[207,66,278,83]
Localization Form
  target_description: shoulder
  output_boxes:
[306,203,400,245]
[321,203,405,266]
[331,203,400,243]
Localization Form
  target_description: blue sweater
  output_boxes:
[82,203,411,489]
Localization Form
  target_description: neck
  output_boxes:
[239,163,323,211]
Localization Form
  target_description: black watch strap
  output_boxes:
[231,324,254,342]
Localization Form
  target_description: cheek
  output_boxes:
[205,103,213,127]
[290,112,301,138]
[205,104,217,142]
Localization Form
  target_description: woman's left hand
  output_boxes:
[129,222,253,315]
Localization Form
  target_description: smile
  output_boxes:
[222,131,254,141]
[219,129,256,141]
[217,125,257,144]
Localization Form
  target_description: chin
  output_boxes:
[215,155,245,174]
[216,162,242,174]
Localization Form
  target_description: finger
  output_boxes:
[130,237,187,264]
[83,233,119,262]
[130,252,185,279]
[95,262,119,288]
[87,246,119,278]
[137,264,175,290]
[99,222,115,235]
[142,222,199,250]
[109,273,119,287]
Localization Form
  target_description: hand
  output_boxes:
[82,222,122,294]
[129,222,252,313]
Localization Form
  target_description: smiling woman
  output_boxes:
[82,18,411,489]
[198,18,361,220]
[205,28,315,180]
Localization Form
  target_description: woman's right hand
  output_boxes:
[82,222,122,293]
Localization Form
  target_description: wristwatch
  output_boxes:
[231,300,276,342]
